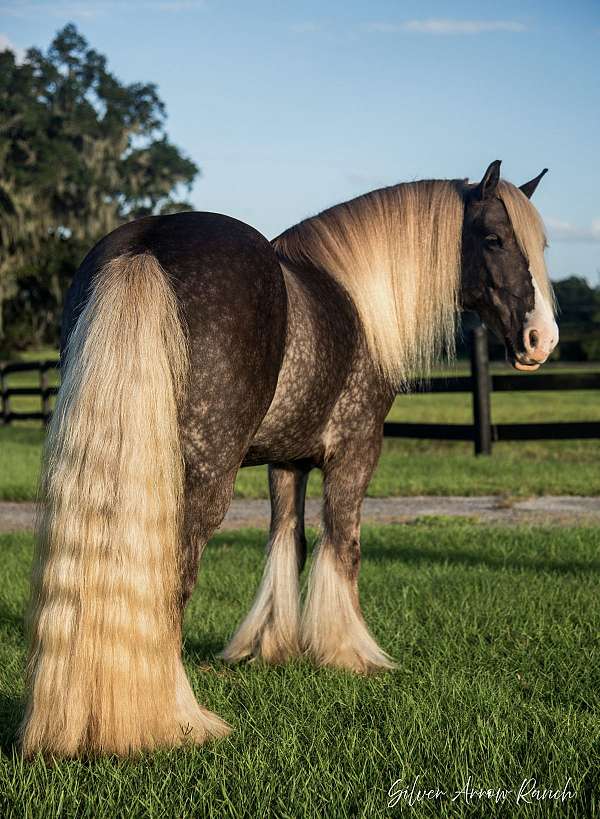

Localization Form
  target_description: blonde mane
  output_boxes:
[497,180,555,308]
[273,178,553,386]
[274,180,463,386]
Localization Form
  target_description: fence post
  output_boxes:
[40,363,51,424]
[470,326,492,455]
[0,364,10,425]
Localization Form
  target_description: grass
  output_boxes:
[1,521,599,817]
[4,427,600,501]
[2,389,600,500]
[1,356,600,499]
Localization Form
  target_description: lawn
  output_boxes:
[1,357,599,499]
[1,522,599,817]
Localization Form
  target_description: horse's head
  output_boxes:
[461,160,558,371]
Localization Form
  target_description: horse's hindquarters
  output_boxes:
[25,212,288,758]
[21,252,232,757]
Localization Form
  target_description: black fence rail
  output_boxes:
[384,326,600,454]
[2,328,600,455]
[0,360,59,424]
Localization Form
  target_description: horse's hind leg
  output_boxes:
[180,463,240,610]
[220,463,309,664]
[302,441,395,673]
[170,461,240,741]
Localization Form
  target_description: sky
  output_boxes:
[2,0,599,281]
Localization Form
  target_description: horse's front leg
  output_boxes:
[221,462,309,664]
[302,437,395,673]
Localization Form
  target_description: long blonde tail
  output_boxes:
[20,253,229,757]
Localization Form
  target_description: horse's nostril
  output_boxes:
[528,329,539,349]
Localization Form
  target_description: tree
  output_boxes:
[0,24,199,352]
[553,276,600,324]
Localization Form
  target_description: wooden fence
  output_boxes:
[2,326,600,455]
[384,326,600,454]
[0,360,58,425]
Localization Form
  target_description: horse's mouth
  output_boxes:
[506,343,543,372]
[512,360,541,372]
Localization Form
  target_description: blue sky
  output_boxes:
[2,0,599,281]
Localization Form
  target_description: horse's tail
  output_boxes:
[19,252,230,757]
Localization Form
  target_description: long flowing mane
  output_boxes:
[497,180,554,308]
[273,180,464,386]
[273,178,553,386]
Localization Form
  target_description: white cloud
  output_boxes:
[290,22,321,34]
[546,217,600,244]
[366,19,527,35]
[0,32,25,61]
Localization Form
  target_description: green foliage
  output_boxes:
[580,337,600,361]
[0,24,199,354]
[551,277,600,360]
[553,276,600,324]
[1,524,599,817]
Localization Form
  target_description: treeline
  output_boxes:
[550,277,600,361]
[0,24,198,355]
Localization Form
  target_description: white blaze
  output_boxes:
[523,275,559,360]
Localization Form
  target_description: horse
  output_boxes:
[20,159,558,757]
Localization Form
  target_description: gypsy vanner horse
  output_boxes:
[20,160,558,756]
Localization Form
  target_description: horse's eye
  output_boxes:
[485,234,500,245]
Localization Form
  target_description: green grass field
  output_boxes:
[1,356,599,499]
[2,355,596,815]
[1,522,599,817]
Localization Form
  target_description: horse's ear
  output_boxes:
[519,168,548,199]
[474,160,502,200]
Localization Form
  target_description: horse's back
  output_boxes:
[62,211,287,351]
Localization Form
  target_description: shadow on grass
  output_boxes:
[182,633,228,665]
[363,543,600,576]
[0,691,23,755]
[208,528,600,577]
[0,599,26,755]
[0,599,26,639]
